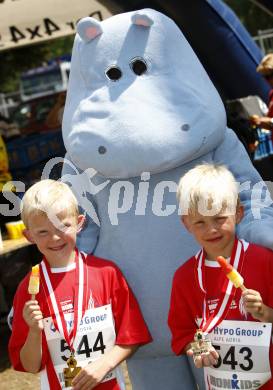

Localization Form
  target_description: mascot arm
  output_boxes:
[76,212,100,254]
[213,128,273,250]
[61,153,100,253]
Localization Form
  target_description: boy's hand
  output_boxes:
[242,289,265,321]
[187,346,219,368]
[72,359,107,390]
[23,300,43,332]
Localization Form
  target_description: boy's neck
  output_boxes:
[45,249,77,269]
[205,256,230,263]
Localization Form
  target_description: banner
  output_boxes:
[0,0,122,51]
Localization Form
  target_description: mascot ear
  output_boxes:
[77,17,103,42]
[131,11,154,27]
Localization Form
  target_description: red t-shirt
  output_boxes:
[9,253,152,390]
[168,242,273,390]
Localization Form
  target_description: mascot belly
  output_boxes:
[61,9,273,389]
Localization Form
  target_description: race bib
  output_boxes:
[204,320,272,389]
[43,304,116,388]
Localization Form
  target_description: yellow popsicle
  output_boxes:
[28,264,40,298]
[226,268,245,289]
[217,256,246,291]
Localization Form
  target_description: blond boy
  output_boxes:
[9,179,151,390]
[168,164,273,390]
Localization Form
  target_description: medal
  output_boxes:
[40,250,88,387]
[63,352,82,387]
[193,239,245,354]
[191,329,212,357]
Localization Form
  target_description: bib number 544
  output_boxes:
[60,332,106,361]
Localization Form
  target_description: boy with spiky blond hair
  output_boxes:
[168,164,273,390]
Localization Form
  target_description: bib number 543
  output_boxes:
[213,345,253,371]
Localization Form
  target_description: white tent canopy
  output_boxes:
[0,0,121,51]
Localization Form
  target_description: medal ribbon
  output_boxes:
[40,249,87,353]
[195,238,244,334]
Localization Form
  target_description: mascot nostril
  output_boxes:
[181,124,190,131]
[98,146,107,154]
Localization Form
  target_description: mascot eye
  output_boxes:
[130,58,148,76]
[105,66,122,81]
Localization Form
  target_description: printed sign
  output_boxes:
[204,320,272,389]
[43,304,117,388]
[0,0,122,51]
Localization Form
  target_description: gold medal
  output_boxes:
[41,253,86,387]
[63,353,82,387]
[190,329,212,357]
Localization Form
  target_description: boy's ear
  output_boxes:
[23,229,34,243]
[77,214,86,233]
[236,204,244,224]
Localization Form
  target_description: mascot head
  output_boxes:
[63,9,226,178]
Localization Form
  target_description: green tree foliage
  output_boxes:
[224,0,273,36]
[0,36,74,93]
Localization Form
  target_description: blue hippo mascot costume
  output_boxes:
[61,8,273,389]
